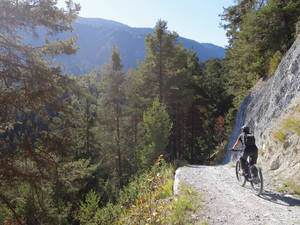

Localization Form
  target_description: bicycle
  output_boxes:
[231,149,263,196]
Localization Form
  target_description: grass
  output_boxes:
[272,115,300,144]
[276,180,300,196]
[273,130,286,143]
[277,185,289,193]
[283,117,300,136]
[157,177,174,199]
[168,183,204,225]
[284,181,300,195]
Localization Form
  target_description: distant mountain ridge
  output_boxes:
[52,17,225,75]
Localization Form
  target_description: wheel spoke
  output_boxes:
[235,161,246,187]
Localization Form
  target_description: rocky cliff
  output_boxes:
[224,36,300,194]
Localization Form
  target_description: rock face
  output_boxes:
[224,36,300,192]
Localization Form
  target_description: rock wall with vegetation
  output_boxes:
[261,96,300,194]
[225,36,300,194]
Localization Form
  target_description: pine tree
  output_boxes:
[221,0,300,105]
[0,0,81,223]
[98,46,125,187]
[122,69,148,172]
[144,20,178,103]
[139,98,172,168]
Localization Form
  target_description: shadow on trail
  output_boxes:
[242,185,300,207]
[259,190,300,207]
[185,164,300,208]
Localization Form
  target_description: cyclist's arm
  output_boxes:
[232,139,241,151]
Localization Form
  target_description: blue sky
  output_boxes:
[57,0,234,47]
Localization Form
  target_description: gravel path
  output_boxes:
[174,164,300,225]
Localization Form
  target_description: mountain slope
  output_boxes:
[52,17,225,75]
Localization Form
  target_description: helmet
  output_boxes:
[241,125,250,134]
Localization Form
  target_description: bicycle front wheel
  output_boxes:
[235,160,246,187]
[250,165,263,195]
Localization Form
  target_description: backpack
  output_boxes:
[244,133,256,146]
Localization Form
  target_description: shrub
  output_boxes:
[75,190,101,225]
[268,51,282,77]
[85,156,174,224]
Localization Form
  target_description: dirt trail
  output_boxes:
[174,164,300,225]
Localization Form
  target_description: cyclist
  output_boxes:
[231,125,258,177]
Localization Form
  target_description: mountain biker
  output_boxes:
[231,125,258,177]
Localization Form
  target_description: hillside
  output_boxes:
[41,17,225,75]
[4,0,300,224]
[1,3,229,222]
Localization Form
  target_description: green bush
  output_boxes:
[75,190,101,225]
[75,156,207,225]
[139,98,173,168]
[78,156,174,224]
[268,51,282,77]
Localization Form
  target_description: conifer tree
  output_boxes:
[0,0,81,223]
[122,69,148,171]
[69,74,99,159]
[98,46,125,187]
[144,20,178,102]
[221,0,300,105]
[139,98,172,168]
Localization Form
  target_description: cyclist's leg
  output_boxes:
[249,147,258,166]
[240,150,250,174]
[249,147,258,177]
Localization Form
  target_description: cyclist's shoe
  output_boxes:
[249,176,260,183]
[253,177,260,184]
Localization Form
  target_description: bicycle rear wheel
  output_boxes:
[250,165,263,195]
[235,160,246,187]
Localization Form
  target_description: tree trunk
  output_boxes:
[116,103,122,187]
[191,103,195,161]
[86,98,90,153]
[159,36,163,102]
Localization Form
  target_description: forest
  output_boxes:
[1,0,300,224]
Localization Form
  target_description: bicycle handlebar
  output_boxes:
[231,149,243,152]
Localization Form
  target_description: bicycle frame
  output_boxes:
[232,150,263,195]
